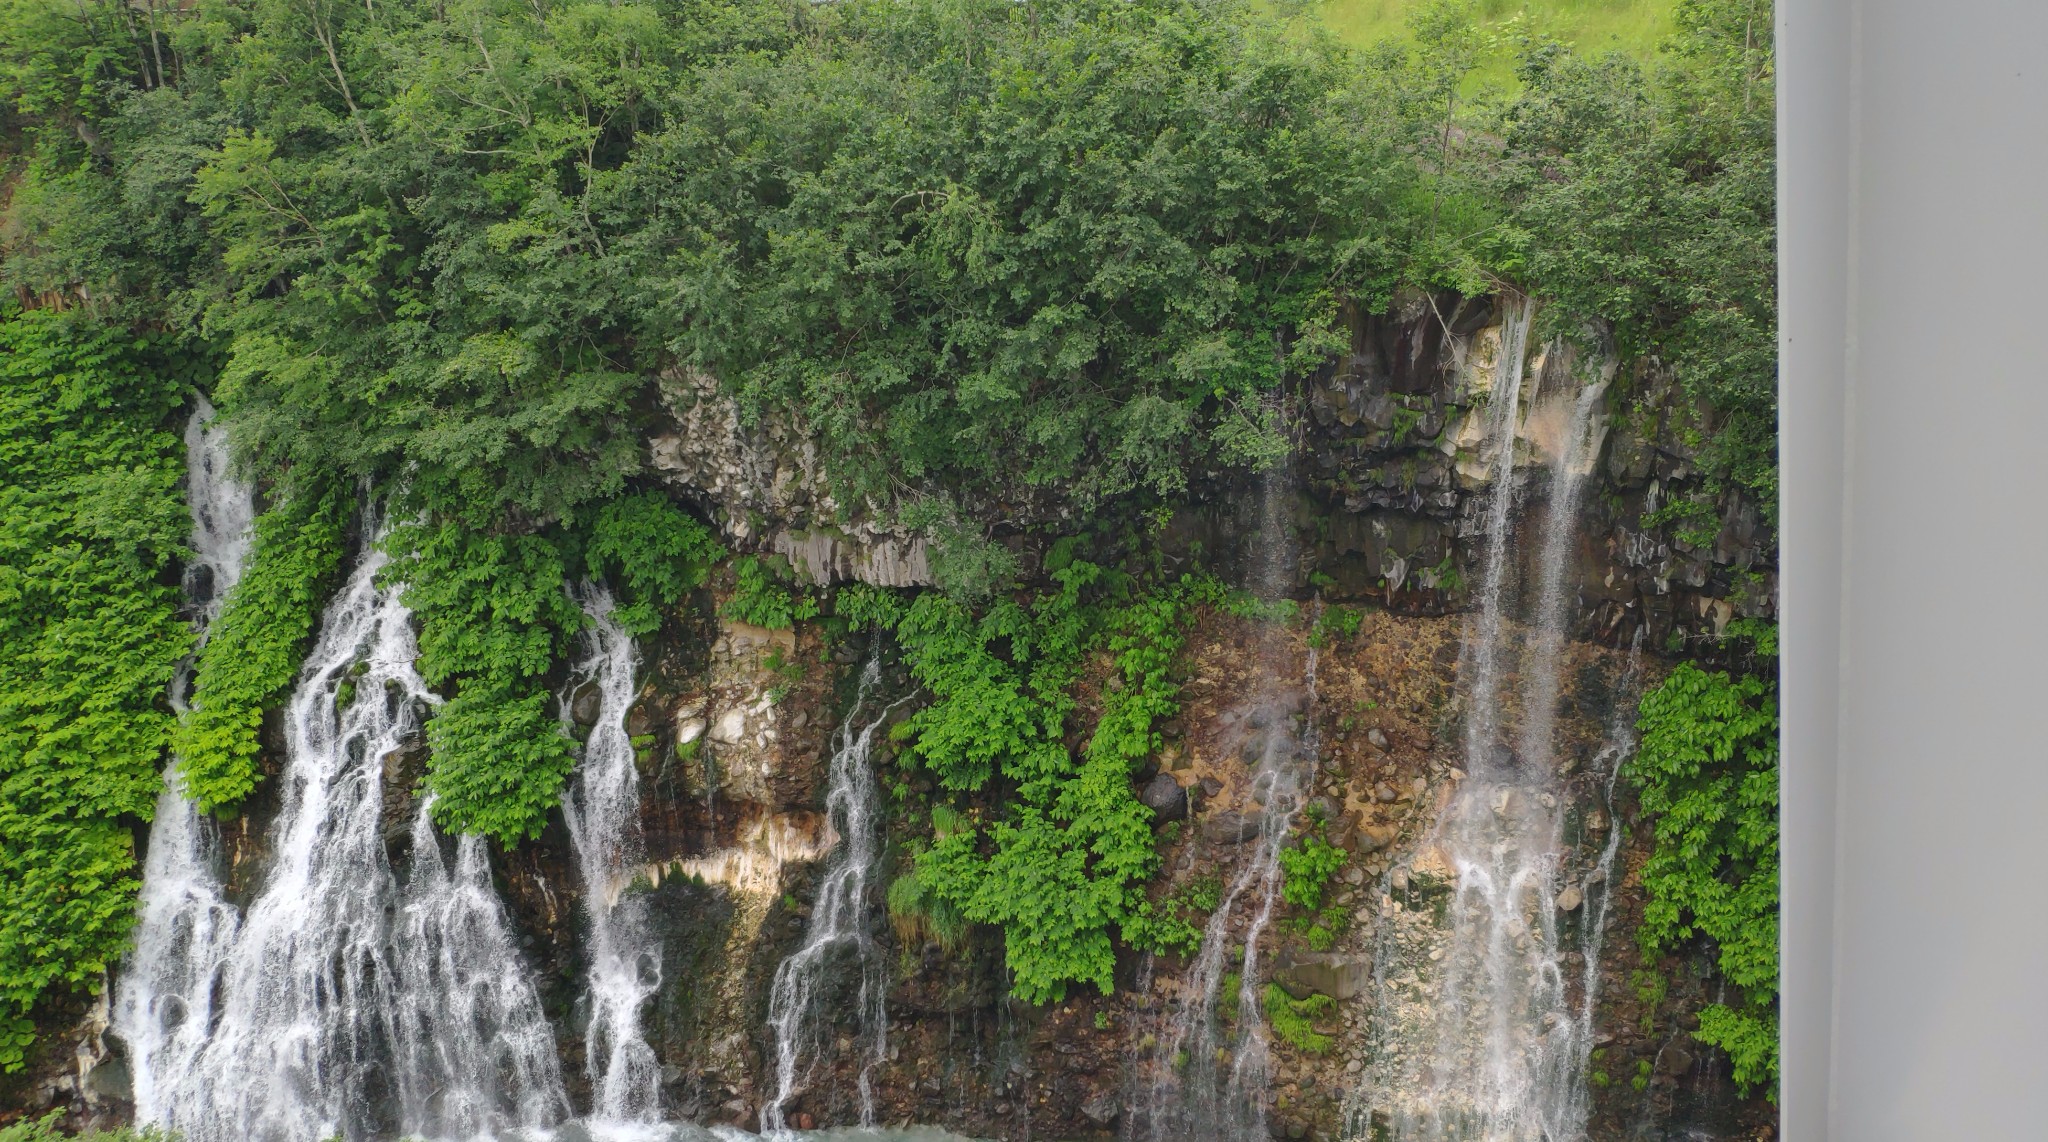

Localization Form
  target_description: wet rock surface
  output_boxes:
[35,293,1776,1141]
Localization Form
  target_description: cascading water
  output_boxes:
[134,522,568,1142]
[1138,445,1321,1142]
[561,586,665,1126]
[115,397,255,1124]
[761,659,895,1134]
[1348,297,1630,1141]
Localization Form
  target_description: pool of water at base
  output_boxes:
[494,1124,1000,1142]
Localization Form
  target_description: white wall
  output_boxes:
[1780,2,2048,1137]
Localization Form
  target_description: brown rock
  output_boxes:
[1658,1045,1696,1076]
[1202,811,1261,844]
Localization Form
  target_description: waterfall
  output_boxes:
[761,659,895,1134]
[115,398,254,1124]
[1348,298,1629,1141]
[562,586,664,1125]
[135,522,568,1142]
[1138,446,1321,1142]
[1459,296,1535,777]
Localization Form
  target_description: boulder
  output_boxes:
[1353,824,1398,853]
[1240,729,1280,765]
[1081,1089,1120,1125]
[1202,811,1262,844]
[87,1056,131,1101]
[1274,951,1372,1001]
[1140,773,1188,822]
[1556,884,1584,912]
[570,682,603,726]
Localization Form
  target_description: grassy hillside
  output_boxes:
[1314,0,1677,73]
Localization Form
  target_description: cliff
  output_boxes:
[8,292,1775,1142]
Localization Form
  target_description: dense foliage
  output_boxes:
[0,1109,169,1141]
[722,556,817,631]
[586,492,727,635]
[1264,982,1336,1054]
[1627,661,1779,1094]
[1488,0,1777,508]
[884,556,1202,1001]
[0,309,195,1071]
[388,493,720,841]
[175,484,349,809]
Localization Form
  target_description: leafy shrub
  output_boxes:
[176,483,350,809]
[1139,875,1223,957]
[420,685,579,844]
[885,860,973,951]
[722,556,817,631]
[376,497,720,842]
[0,1110,174,1141]
[1626,660,1779,1095]
[1264,983,1335,1053]
[834,584,908,634]
[385,521,585,842]
[0,309,196,1071]
[583,493,725,635]
[892,562,1198,1001]
[1279,813,1348,912]
[1308,604,1363,649]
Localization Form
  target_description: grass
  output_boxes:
[1301,0,1678,87]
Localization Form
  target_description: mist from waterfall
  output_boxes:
[562,586,665,1126]
[761,658,895,1134]
[127,520,567,1142]
[115,398,254,1124]
[1348,297,1631,1141]
[1135,435,1321,1142]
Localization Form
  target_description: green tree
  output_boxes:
[1491,0,1776,509]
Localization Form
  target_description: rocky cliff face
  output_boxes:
[8,291,1774,1141]
[608,290,1775,1141]
[645,289,1772,655]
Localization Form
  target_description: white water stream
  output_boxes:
[562,587,665,1126]
[1349,298,1629,1141]
[115,398,254,1124]
[761,659,895,1134]
[124,507,568,1141]
[1137,445,1322,1142]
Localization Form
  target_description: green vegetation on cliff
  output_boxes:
[883,556,1204,1001]
[0,309,197,1071]
[389,494,722,842]
[175,484,350,810]
[1628,656,1779,1094]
